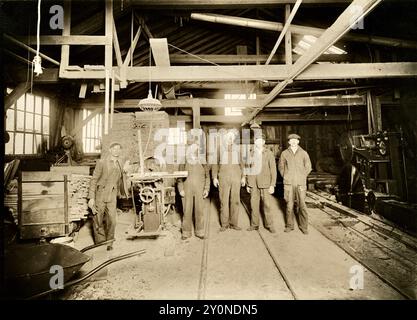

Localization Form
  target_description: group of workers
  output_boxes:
[87,132,312,249]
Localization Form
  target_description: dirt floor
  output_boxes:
[59,193,405,300]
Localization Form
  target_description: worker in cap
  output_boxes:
[88,141,129,249]
[177,145,210,240]
[212,129,246,232]
[278,133,312,234]
[246,132,277,233]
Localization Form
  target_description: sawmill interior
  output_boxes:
[2,0,417,301]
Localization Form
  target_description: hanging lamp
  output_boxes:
[138,45,162,112]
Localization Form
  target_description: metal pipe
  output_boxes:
[4,34,61,65]
[190,13,417,50]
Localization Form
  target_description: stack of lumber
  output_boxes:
[50,166,91,222]
[69,174,91,221]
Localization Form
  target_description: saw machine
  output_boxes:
[336,130,416,232]
[125,127,188,239]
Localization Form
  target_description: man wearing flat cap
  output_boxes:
[278,133,312,234]
[88,142,129,249]
[246,133,277,233]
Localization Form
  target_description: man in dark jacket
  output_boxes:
[178,152,210,240]
[278,134,312,234]
[88,142,128,249]
[246,134,277,233]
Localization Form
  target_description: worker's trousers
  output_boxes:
[182,191,205,238]
[284,184,308,231]
[219,175,241,228]
[92,197,117,244]
[250,187,273,228]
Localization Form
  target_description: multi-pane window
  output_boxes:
[167,127,187,145]
[224,93,256,116]
[82,109,103,153]
[5,92,50,155]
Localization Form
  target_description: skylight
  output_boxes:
[224,93,256,116]
[293,35,347,55]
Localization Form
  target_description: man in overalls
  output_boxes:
[278,134,312,234]
[212,130,246,232]
[178,150,210,240]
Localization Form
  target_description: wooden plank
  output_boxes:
[169,53,349,64]
[21,171,66,182]
[285,4,293,65]
[192,101,200,129]
[150,38,171,66]
[56,62,417,81]
[5,82,30,111]
[4,34,60,66]
[79,95,366,109]
[50,165,90,175]
[265,0,301,65]
[18,35,109,45]
[59,0,71,77]
[79,83,88,98]
[70,108,102,137]
[123,25,142,67]
[166,114,362,123]
[127,0,351,8]
[22,182,64,196]
[123,63,417,82]
[113,19,123,68]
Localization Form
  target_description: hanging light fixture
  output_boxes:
[33,0,43,76]
[138,45,162,112]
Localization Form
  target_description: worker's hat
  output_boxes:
[109,141,123,149]
[287,133,301,140]
[255,133,266,141]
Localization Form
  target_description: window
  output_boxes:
[293,35,347,55]
[167,127,187,145]
[82,109,103,153]
[224,93,256,116]
[5,92,50,155]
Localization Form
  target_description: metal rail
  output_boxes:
[241,200,298,300]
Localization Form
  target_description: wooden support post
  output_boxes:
[373,95,382,132]
[110,71,115,128]
[256,35,260,65]
[113,18,123,68]
[59,1,71,77]
[285,4,293,65]
[104,0,113,135]
[192,101,200,129]
[79,83,87,99]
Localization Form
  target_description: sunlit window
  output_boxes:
[82,109,103,153]
[293,35,347,55]
[5,92,50,155]
[167,127,187,145]
[224,93,256,116]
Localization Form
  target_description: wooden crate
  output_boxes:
[18,171,69,240]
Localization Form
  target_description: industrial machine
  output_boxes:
[337,130,416,231]
[337,130,407,212]
[125,128,187,239]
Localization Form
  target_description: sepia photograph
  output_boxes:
[1,0,416,308]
